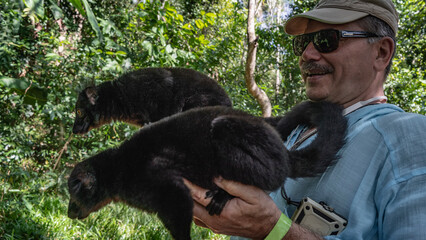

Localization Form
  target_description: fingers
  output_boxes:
[183,177,282,238]
[182,179,214,229]
[193,218,208,228]
[192,202,211,227]
[192,204,209,228]
[214,177,265,204]
[184,177,266,207]
[182,178,211,207]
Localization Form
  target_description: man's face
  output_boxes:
[299,20,382,107]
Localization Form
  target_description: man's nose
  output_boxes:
[301,42,321,61]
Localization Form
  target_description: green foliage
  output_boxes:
[386,0,425,114]
[0,0,424,239]
[0,76,48,106]
[0,0,234,238]
[1,174,225,239]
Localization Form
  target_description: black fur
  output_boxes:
[68,101,347,240]
[265,101,348,178]
[72,68,232,134]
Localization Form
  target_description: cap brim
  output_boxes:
[285,8,369,35]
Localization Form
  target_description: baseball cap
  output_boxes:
[284,0,399,35]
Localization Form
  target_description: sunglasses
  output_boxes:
[293,29,381,56]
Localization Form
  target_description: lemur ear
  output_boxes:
[83,172,96,190]
[76,171,96,191]
[70,170,96,194]
[85,87,98,105]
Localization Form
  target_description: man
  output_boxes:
[185,0,426,239]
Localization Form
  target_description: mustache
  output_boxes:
[300,62,334,77]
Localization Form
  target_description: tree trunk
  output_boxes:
[245,0,272,117]
[275,53,281,102]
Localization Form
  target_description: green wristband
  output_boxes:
[264,213,292,240]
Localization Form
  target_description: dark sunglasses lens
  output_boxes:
[314,30,339,53]
[293,34,311,56]
[293,30,341,56]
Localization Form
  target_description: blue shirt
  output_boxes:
[269,103,426,239]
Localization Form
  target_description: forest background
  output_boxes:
[1,0,424,239]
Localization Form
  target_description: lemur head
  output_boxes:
[67,161,111,219]
[72,87,100,134]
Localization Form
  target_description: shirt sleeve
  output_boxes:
[323,176,426,240]
[378,175,426,240]
[321,112,426,240]
[374,113,426,240]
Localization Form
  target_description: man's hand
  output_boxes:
[183,177,281,239]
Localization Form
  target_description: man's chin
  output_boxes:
[306,89,329,102]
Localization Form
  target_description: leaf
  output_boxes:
[0,77,30,89]
[142,40,153,56]
[177,14,184,22]
[66,0,103,42]
[67,0,85,15]
[205,12,216,25]
[24,0,45,18]
[0,77,48,106]
[182,23,192,30]
[165,6,177,14]
[116,51,127,56]
[23,197,34,212]
[165,45,173,54]
[195,19,205,29]
[205,12,216,18]
[160,35,166,46]
[22,87,48,106]
[49,0,64,19]
[45,53,61,61]
[102,59,122,72]
[198,35,209,45]
[81,0,104,43]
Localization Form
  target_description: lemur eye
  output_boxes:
[76,109,83,117]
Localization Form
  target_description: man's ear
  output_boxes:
[374,36,395,72]
[85,87,98,105]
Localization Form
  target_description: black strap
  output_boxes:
[283,127,317,207]
[281,185,300,207]
[289,127,317,151]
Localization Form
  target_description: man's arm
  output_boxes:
[184,178,322,240]
[284,223,323,240]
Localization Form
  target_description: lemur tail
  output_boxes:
[275,101,347,179]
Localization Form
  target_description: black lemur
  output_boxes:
[72,67,232,134]
[68,101,347,240]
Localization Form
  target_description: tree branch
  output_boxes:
[245,0,272,117]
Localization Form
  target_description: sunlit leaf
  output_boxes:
[116,51,127,56]
[165,45,173,54]
[23,0,45,18]
[81,0,104,43]
[67,0,85,15]
[195,19,204,29]
[182,23,192,30]
[142,40,153,56]
[0,77,30,89]
[48,0,63,19]
[44,53,61,61]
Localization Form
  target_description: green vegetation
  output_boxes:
[1,0,424,239]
